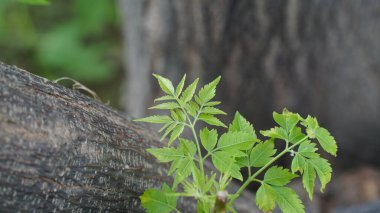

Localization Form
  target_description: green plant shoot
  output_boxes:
[135,74,338,213]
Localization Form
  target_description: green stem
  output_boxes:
[227,136,308,206]
[190,123,205,177]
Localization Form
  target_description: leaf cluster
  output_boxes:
[135,74,338,213]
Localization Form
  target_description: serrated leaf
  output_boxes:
[256,183,276,212]
[297,141,320,158]
[202,107,226,115]
[149,102,180,110]
[260,126,288,140]
[200,128,218,152]
[147,147,183,162]
[179,139,196,156]
[229,111,256,137]
[180,78,199,104]
[315,127,338,156]
[158,122,172,133]
[289,127,306,144]
[302,115,319,130]
[308,158,332,192]
[212,151,242,180]
[172,157,196,187]
[198,76,221,104]
[175,74,186,97]
[140,183,177,213]
[250,140,276,167]
[291,154,306,173]
[273,110,300,133]
[198,114,227,127]
[264,166,297,186]
[154,95,174,102]
[134,115,172,124]
[161,122,177,141]
[217,132,257,152]
[302,161,316,200]
[168,124,185,145]
[273,186,305,213]
[153,73,175,95]
[204,101,221,106]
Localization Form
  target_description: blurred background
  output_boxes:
[1,0,380,212]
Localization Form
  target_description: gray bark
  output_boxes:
[119,0,380,167]
[0,62,257,212]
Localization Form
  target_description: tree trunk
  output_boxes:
[119,0,380,168]
[0,62,257,212]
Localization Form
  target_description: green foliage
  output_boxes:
[0,0,120,83]
[135,74,338,213]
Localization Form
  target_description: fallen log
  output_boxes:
[0,62,257,212]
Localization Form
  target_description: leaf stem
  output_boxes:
[227,136,308,206]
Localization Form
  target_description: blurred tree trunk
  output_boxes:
[0,62,257,212]
[119,0,380,168]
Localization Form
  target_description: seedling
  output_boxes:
[135,74,337,213]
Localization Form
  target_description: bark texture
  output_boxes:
[0,62,257,212]
[119,0,380,168]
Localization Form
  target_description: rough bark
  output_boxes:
[0,62,257,212]
[119,0,380,168]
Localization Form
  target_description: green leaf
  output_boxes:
[273,186,305,213]
[172,157,196,188]
[200,128,218,152]
[179,139,197,156]
[315,127,338,156]
[147,148,183,162]
[198,76,221,104]
[217,132,257,152]
[256,183,276,212]
[134,115,172,124]
[180,78,199,104]
[175,74,186,97]
[297,141,320,159]
[308,158,332,192]
[302,115,337,156]
[153,73,175,95]
[250,140,276,167]
[264,166,297,186]
[289,127,306,144]
[291,155,306,173]
[202,107,226,115]
[273,109,300,133]
[302,161,316,200]
[229,111,256,137]
[154,95,174,102]
[260,127,288,141]
[149,102,180,110]
[211,151,242,180]
[160,122,177,141]
[169,124,185,145]
[204,101,221,106]
[140,183,178,213]
[198,114,226,127]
